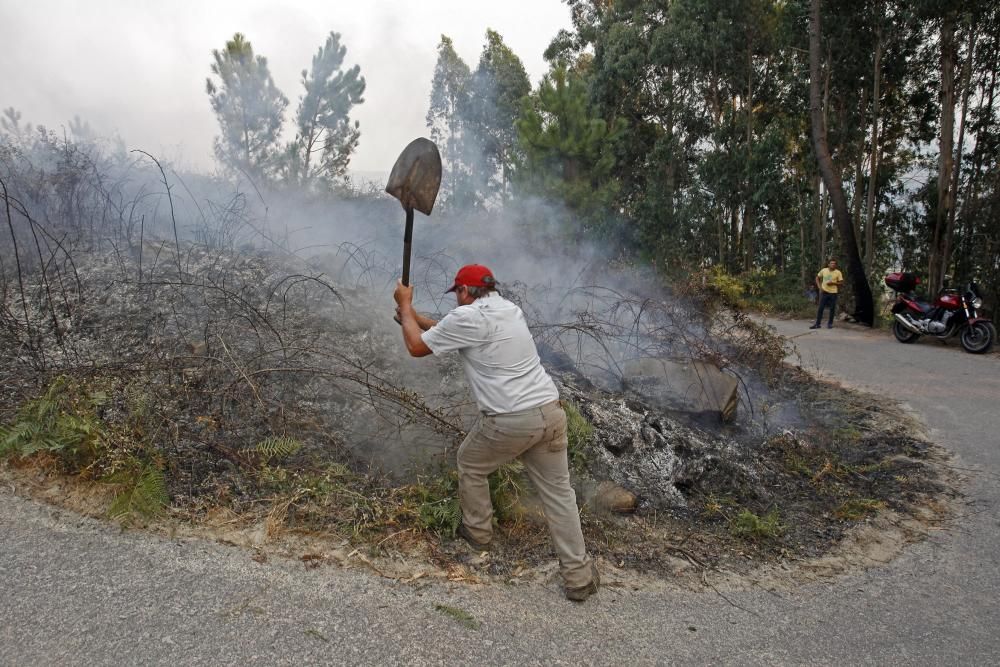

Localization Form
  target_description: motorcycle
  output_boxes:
[885,272,995,354]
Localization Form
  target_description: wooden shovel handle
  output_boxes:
[401,208,414,286]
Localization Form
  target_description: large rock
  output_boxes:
[620,358,739,423]
[591,481,638,513]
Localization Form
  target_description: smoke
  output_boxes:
[1,84,796,482]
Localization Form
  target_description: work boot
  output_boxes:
[809,324,821,330]
[565,563,600,602]
[456,523,490,551]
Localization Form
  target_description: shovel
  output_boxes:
[386,137,442,287]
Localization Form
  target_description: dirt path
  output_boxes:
[2,318,999,664]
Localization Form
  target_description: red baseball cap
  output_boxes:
[446,264,496,293]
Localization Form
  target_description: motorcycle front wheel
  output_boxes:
[893,321,920,344]
[960,321,996,354]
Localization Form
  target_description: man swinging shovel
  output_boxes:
[389,140,600,602]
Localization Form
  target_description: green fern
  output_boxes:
[412,472,462,537]
[419,496,462,537]
[107,461,169,522]
[245,436,303,463]
[1,376,105,465]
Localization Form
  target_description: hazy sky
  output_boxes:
[0,0,573,178]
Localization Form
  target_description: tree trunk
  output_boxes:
[800,197,808,290]
[852,84,868,248]
[718,208,726,265]
[743,47,755,272]
[809,0,874,326]
[730,203,740,271]
[864,21,883,273]
[816,175,828,263]
[943,24,976,284]
[929,14,956,293]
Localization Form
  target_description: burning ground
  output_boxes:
[0,236,955,589]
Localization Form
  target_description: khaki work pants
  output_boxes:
[457,400,594,589]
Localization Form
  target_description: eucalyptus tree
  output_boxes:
[559,0,797,269]
[949,2,1000,307]
[463,29,532,203]
[809,0,875,325]
[426,35,473,207]
[919,0,999,295]
[284,31,366,191]
[206,33,289,184]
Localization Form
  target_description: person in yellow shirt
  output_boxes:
[810,258,844,329]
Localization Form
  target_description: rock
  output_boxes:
[620,358,740,423]
[592,481,638,513]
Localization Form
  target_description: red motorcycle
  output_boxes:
[885,272,995,354]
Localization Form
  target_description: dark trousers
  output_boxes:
[815,292,838,326]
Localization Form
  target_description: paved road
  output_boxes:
[2,320,999,665]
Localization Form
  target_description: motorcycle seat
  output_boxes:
[911,300,934,313]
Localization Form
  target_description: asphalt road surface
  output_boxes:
[2,319,999,665]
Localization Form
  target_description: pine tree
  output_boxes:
[206,33,288,183]
[285,31,366,190]
[516,63,625,236]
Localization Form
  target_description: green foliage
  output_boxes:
[563,401,592,471]
[834,498,884,521]
[515,63,626,235]
[433,603,480,630]
[730,508,784,541]
[700,267,816,318]
[515,0,1000,312]
[0,376,106,468]
[106,459,169,523]
[419,495,463,538]
[488,463,525,522]
[408,463,524,537]
[1,377,172,522]
[245,436,303,463]
[705,268,745,306]
[410,471,462,537]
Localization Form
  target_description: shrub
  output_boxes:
[563,400,592,471]
[0,376,106,469]
[410,471,462,537]
[730,508,784,540]
[1,376,169,522]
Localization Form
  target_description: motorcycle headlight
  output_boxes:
[972,297,983,309]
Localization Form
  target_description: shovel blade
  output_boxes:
[385,138,442,216]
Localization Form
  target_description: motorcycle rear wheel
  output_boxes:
[893,321,920,344]
[960,321,996,354]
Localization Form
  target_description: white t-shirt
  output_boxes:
[421,293,559,414]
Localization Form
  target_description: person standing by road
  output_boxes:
[393,264,599,602]
[811,258,844,329]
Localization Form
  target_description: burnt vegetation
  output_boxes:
[0,133,949,582]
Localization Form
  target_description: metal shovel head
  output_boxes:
[385,137,442,216]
